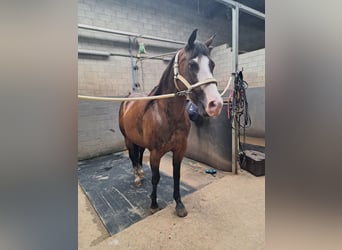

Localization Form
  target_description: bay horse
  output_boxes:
[119,29,223,217]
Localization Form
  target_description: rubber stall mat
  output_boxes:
[78,153,195,235]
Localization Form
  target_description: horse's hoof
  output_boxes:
[150,207,160,214]
[176,204,188,217]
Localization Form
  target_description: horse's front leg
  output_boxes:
[149,150,161,214]
[172,150,188,217]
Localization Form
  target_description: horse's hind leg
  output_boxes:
[136,147,145,179]
[125,139,142,186]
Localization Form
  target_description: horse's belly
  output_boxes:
[120,100,190,153]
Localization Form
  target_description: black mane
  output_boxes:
[148,55,176,96]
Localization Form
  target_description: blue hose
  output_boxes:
[128,38,135,91]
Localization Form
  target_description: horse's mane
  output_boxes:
[148,55,176,96]
[148,42,209,97]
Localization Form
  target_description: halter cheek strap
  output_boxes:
[173,50,217,93]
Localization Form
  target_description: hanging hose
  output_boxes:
[128,37,136,91]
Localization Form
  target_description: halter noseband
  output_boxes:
[173,50,218,94]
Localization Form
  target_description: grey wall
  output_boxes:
[78,100,125,160]
[211,45,265,89]
[186,104,232,171]
[78,0,231,97]
[211,45,265,137]
[78,0,264,97]
[245,87,265,137]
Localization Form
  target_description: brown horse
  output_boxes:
[119,29,223,217]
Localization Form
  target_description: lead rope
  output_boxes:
[78,77,231,102]
[78,50,230,102]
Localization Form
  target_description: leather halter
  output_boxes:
[173,50,218,94]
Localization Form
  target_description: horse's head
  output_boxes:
[175,29,223,117]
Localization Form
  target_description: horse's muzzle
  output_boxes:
[206,99,223,117]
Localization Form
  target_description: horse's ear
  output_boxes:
[186,29,198,50]
[208,46,214,55]
[204,33,216,47]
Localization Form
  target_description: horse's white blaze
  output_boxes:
[196,56,223,116]
[203,83,222,103]
[195,56,213,81]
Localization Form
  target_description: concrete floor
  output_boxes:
[78,137,265,250]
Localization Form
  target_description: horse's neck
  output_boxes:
[158,72,187,118]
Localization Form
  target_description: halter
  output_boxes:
[173,50,218,95]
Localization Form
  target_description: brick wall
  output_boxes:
[211,45,265,137]
[78,0,231,97]
[238,49,265,88]
[78,100,126,159]
[211,44,265,89]
[211,44,232,90]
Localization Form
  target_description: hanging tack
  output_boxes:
[137,39,147,54]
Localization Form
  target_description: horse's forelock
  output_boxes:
[187,42,210,59]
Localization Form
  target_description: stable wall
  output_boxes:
[78,0,230,97]
[211,45,265,88]
[78,100,125,160]
[78,0,264,97]
[78,0,265,159]
[211,45,265,137]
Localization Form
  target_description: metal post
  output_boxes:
[232,5,239,73]
[216,0,265,20]
[231,5,239,175]
[216,0,265,175]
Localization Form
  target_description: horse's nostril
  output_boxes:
[207,99,223,116]
[209,101,217,109]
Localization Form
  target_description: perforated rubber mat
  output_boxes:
[78,153,195,235]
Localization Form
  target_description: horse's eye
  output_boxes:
[189,61,199,72]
